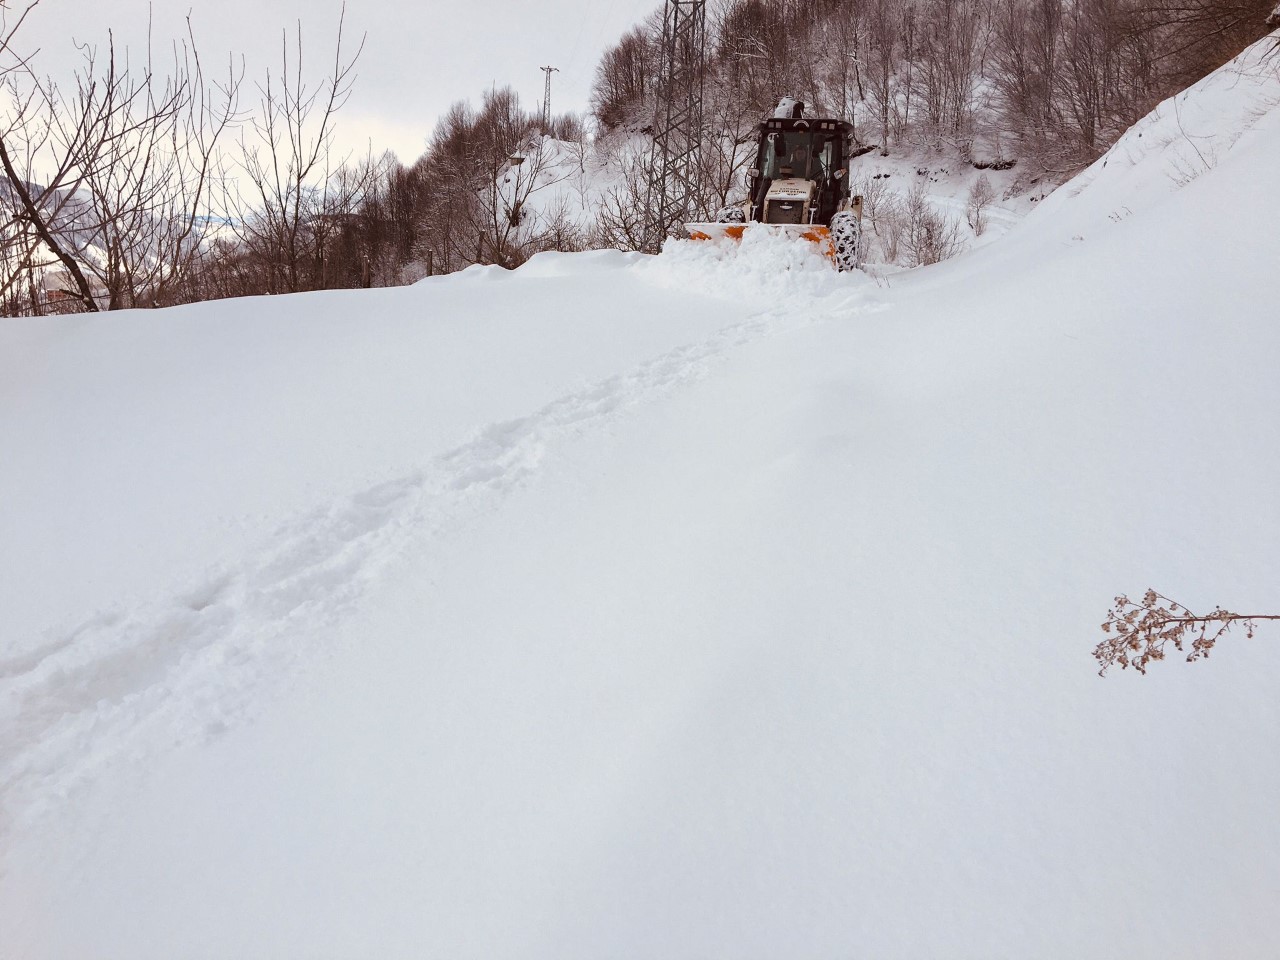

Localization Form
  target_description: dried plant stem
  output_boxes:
[1094,590,1277,676]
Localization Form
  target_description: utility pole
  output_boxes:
[540,65,559,131]
[642,0,708,254]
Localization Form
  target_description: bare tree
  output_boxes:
[865,0,904,153]
[417,100,482,275]
[1136,0,1278,87]
[813,0,868,131]
[0,5,241,311]
[591,26,656,130]
[71,24,242,308]
[919,0,987,140]
[414,87,584,270]
[468,88,547,267]
[231,4,365,294]
[697,74,763,211]
[715,0,798,114]
[0,0,112,311]
[0,0,55,312]
[992,0,1060,142]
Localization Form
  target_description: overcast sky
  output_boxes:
[16,0,660,162]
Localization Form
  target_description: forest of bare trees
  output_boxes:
[1,0,1275,315]
[0,0,385,313]
[595,0,1276,163]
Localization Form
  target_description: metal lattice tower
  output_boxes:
[540,65,559,131]
[642,0,707,253]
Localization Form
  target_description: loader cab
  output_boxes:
[747,115,856,227]
[761,131,836,180]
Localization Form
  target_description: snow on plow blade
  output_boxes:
[684,222,835,263]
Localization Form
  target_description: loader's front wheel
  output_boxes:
[830,211,862,272]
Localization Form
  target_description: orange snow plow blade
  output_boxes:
[684,222,836,263]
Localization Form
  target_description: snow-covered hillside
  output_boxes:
[3,36,1279,960]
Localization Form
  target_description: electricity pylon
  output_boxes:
[642,0,707,253]
[540,65,559,131]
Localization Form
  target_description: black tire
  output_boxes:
[830,210,862,272]
[715,205,747,224]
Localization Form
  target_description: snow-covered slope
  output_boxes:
[3,38,1280,960]
[1027,35,1280,242]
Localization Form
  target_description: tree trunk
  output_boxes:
[0,137,99,312]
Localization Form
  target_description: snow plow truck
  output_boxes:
[686,98,865,271]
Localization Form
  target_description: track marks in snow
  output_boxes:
[0,301,835,831]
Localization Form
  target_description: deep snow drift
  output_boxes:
[3,38,1280,960]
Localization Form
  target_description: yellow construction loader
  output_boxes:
[687,99,865,271]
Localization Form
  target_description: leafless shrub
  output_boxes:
[882,180,963,266]
[966,173,995,234]
[547,112,585,144]
[853,173,914,264]
[531,197,589,255]
[590,143,652,251]
[855,173,892,223]
[877,193,904,263]
[1094,589,1280,675]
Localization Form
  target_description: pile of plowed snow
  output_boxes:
[641,224,870,303]
[2,34,1279,960]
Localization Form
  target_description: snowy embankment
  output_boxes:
[3,37,1280,960]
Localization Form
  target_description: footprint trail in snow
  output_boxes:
[0,288,871,833]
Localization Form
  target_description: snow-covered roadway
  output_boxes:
[3,37,1280,960]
